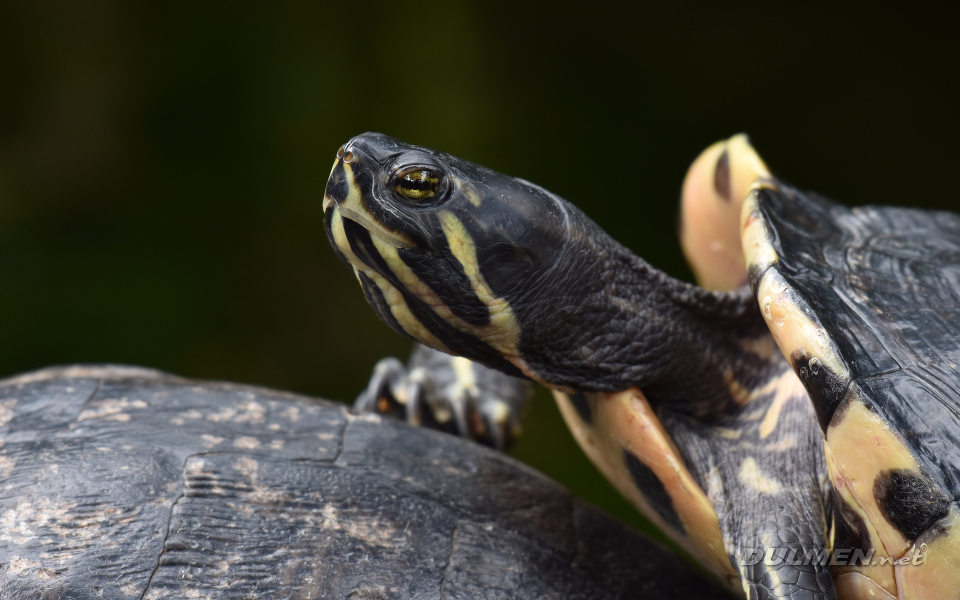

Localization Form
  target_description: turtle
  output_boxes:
[0,364,729,599]
[323,132,960,600]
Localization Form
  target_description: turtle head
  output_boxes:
[323,132,571,377]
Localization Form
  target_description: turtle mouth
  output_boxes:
[324,199,416,281]
[323,155,419,274]
[337,203,415,251]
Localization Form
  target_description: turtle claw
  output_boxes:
[354,357,408,420]
[354,358,436,429]
[353,345,532,451]
[475,397,521,451]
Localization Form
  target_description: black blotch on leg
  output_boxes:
[714,148,731,201]
[569,393,593,425]
[624,450,685,535]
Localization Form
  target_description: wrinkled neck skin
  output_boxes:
[516,201,771,418]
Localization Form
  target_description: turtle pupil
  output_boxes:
[397,170,440,202]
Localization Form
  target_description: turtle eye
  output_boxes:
[395,167,441,202]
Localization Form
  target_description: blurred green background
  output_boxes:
[1,1,958,543]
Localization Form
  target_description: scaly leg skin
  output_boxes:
[354,344,533,451]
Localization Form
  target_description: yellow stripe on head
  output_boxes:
[330,202,451,353]
[437,210,521,356]
[354,263,452,354]
[339,161,416,251]
[328,204,362,268]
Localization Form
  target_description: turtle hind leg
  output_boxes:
[353,343,533,451]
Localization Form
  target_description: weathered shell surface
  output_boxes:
[0,365,726,599]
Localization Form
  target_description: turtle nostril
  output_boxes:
[343,150,356,163]
[337,146,345,159]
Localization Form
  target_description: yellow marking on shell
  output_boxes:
[743,183,851,391]
[759,370,804,439]
[740,184,780,276]
[738,457,782,494]
[896,504,960,600]
[826,391,921,559]
[554,388,739,591]
[823,442,897,598]
[680,134,771,291]
[739,335,780,361]
[437,210,521,356]
[834,573,897,600]
[756,268,850,382]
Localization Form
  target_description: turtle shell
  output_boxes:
[0,365,728,599]
[744,178,960,598]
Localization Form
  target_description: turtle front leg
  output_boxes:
[555,366,837,600]
[354,343,533,450]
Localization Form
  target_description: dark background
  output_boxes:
[2,2,958,542]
